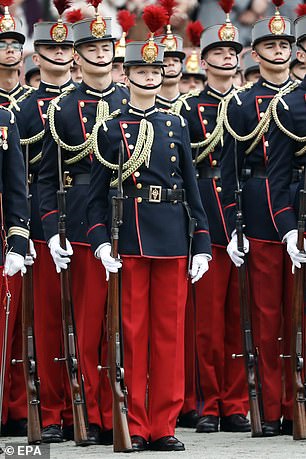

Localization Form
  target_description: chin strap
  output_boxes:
[253,47,291,66]
[0,57,23,68]
[128,67,165,90]
[75,43,115,68]
[35,50,74,66]
[204,54,239,72]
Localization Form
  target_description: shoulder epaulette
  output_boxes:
[159,108,186,127]
[172,90,201,115]
[115,82,127,88]
[0,105,15,123]
[16,86,37,105]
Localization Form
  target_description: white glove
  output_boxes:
[24,239,37,267]
[96,243,122,281]
[190,254,210,283]
[284,229,306,273]
[3,252,26,277]
[227,232,249,267]
[48,234,73,273]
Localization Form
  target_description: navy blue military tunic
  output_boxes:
[266,77,306,239]
[87,104,211,258]
[15,80,75,241]
[155,93,181,111]
[177,85,233,247]
[0,83,32,110]
[38,81,130,244]
[0,107,28,265]
[221,77,293,241]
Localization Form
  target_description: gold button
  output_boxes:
[136,183,142,189]
[206,132,211,137]
[264,140,269,147]
[39,100,44,106]
[166,120,172,127]
[212,160,217,166]
[82,117,87,123]
[203,119,208,125]
[122,123,128,129]
[259,112,264,118]
[171,155,176,162]
[122,98,127,105]
[85,132,90,138]
[125,132,131,138]
[171,172,175,176]
[168,131,174,137]
[128,144,134,150]
[42,114,47,119]
[137,197,142,203]
[214,175,219,181]
[173,184,177,190]
[170,143,175,149]
[216,186,222,193]
[258,98,262,104]
[134,171,140,177]
[80,101,85,107]
[199,106,204,112]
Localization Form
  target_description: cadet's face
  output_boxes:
[179,75,205,94]
[163,56,182,84]
[112,62,125,83]
[0,38,22,68]
[127,66,162,96]
[28,72,41,88]
[71,62,82,83]
[34,45,73,72]
[245,70,261,83]
[76,41,113,74]
[202,47,237,77]
[297,40,306,65]
[253,40,291,71]
[290,62,306,80]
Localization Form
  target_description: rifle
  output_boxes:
[232,140,263,437]
[291,171,306,440]
[22,144,41,444]
[56,140,88,446]
[107,141,132,452]
[0,288,11,435]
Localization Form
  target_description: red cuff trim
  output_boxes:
[273,207,293,218]
[41,210,58,221]
[224,203,236,210]
[87,223,105,236]
[194,229,209,235]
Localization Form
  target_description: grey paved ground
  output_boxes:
[1,428,306,459]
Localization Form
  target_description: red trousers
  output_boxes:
[195,245,248,417]
[248,239,292,421]
[121,257,188,441]
[34,241,72,427]
[181,283,197,414]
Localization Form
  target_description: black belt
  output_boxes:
[124,185,185,203]
[64,173,90,187]
[197,167,221,180]
[241,166,267,180]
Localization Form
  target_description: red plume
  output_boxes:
[158,0,177,24]
[65,8,83,23]
[86,0,102,9]
[0,0,14,7]
[143,5,168,34]
[117,10,136,33]
[186,21,204,47]
[54,0,71,16]
[219,0,234,14]
[295,4,306,16]
[272,0,284,7]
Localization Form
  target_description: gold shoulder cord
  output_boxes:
[92,117,154,187]
[270,82,306,156]
[47,86,109,165]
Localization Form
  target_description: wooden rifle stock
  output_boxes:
[291,184,306,440]
[22,145,41,444]
[107,141,132,452]
[22,240,41,444]
[235,189,263,437]
[57,189,88,446]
